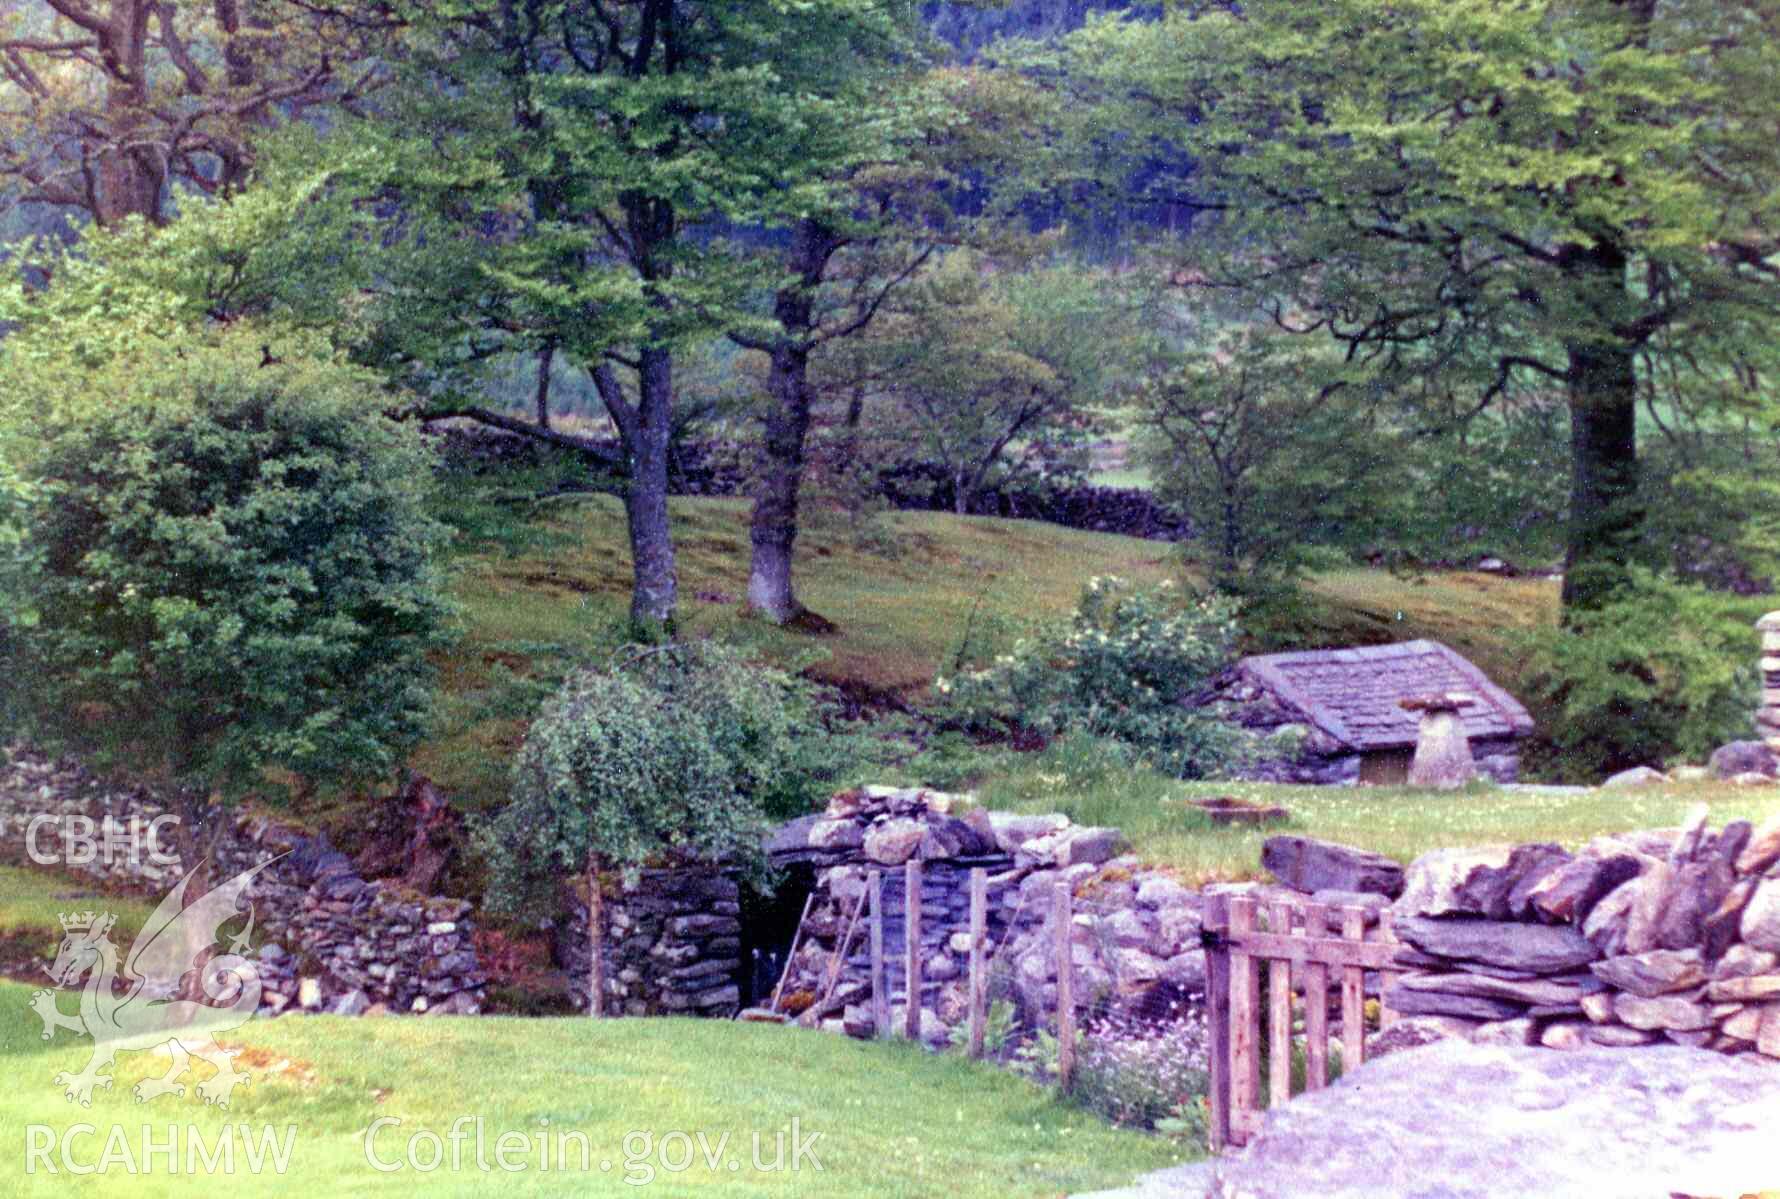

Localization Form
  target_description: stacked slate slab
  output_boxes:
[1380,808,1780,1060]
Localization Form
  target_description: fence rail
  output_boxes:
[1203,892,1402,1149]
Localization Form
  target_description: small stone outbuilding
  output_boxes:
[1199,639,1535,785]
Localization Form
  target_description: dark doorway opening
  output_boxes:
[735,863,815,1010]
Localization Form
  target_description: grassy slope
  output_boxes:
[0,980,1184,1196]
[0,866,162,950]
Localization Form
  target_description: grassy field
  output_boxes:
[974,745,1780,886]
[0,866,162,950]
[0,979,1184,1197]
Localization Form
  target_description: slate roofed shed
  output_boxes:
[1205,640,1535,785]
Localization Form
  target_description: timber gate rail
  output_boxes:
[1202,892,1403,1149]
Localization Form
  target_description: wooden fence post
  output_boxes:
[1228,897,1260,1118]
[1054,880,1075,1093]
[869,869,887,1038]
[1302,902,1330,1092]
[1341,907,1367,1071]
[1203,893,1233,1152]
[903,859,922,1040]
[967,867,987,1059]
[1267,900,1293,1109]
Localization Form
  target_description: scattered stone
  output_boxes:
[1711,741,1780,781]
[1602,765,1668,788]
[1261,835,1406,898]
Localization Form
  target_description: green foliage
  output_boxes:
[2,329,451,794]
[942,577,1245,778]
[1515,571,1762,779]
[481,642,827,913]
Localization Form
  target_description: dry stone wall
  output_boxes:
[0,746,486,1017]
[1376,807,1780,1062]
[552,867,744,1018]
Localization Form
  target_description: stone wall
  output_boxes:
[552,866,744,1018]
[1377,808,1780,1062]
[0,746,486,1017]
[764,786,1210,1045]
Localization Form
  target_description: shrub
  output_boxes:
[1515,570,1762,779]
[4,330,450,795]
[1070,1012,1211,1130]
[481,642,824,915]
[940,577,1246,778]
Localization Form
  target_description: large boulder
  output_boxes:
[1261,835,1406,898]
[1207,1041,1780,1199]
[1710,740,1780,781]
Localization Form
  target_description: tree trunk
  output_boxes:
[624,345,679,633]
[1560,242,1642,617]
[97,0,163,225]
[749,342,813,622]
[534,343,555,431]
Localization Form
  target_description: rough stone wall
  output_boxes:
[552,866,744,1018]
[1377,808,1780,1062]
[0,746,486,1017]
[766,786,1209,1045]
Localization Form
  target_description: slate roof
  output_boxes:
[1235,640,1535,753]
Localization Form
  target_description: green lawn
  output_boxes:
[0,866,162,951]
[976,750,1780,886]
[0,980,1185,1196]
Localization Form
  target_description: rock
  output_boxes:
[1470,1017,1538,1047]
[1602,765,1668,788]
[1526,853,1644,924]
[1585,1025,1658,1048]
[1580,992,1617,1023]
[1614,991,1713,1031]
[1741,879,1780,953]
[1581,878,1642,956]
[1707,974,1780,1003]
[862,818,925,865]
[1590,949,1706,998]
[1136,876,1192,910]
[1160,951,1207,994]
[1716,945,1779,979]
[1395,843,1568,920]
[1622,861,1675,955]
[1670,765,1711,783]
[329,988,371,1017]
[1762,1008,1780,1058]
[1393,915,1599,974]
[1063,826,1128,867]
[1705,877,1759,961]
[1722,1005,1767,1042]
[1366,1015,1477,1059]
[297,977,323,1010]
[1205,1041,1780,1199]
[1390,970,1590,1008]
[1261,835,1406,898]
[1383,984,1525,1022]
[1308,890,1390,925]
[1539,1021,1588,1051]
[807,818,864,851]
[987,812,1068,855]
[1712,741,1780,780]
[1738,811,1780,876]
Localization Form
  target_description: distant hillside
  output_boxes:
[923,1,1157,59]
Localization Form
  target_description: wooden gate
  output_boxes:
[1202,892,1402,1149]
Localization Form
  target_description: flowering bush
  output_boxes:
[1072,1012,1211,1131]
[940,577,1245,778]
